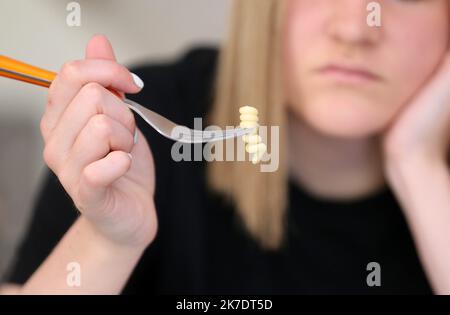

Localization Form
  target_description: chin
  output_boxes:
[295,94,391,139]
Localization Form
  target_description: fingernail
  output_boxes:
[134,129,139,144]
[131,73,144,89]
[127,153,133,160]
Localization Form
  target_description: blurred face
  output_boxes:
[284,0,449,138]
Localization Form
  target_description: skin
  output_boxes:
[285,0,449,138]
[285,0,450,293]
[286,0,449,198]
[1,0,449,294]
[14,36,158,294]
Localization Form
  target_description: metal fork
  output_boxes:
[124,98,254,143]
[0,55,255,143]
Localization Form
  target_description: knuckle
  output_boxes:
[91,114,113,138]
[60,60,81,79]
[42,142,56,170]
[82,82,105,104]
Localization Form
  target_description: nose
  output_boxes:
[326,0,381,47]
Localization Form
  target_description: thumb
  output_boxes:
[85,34,117,61]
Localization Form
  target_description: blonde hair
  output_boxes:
[207,0,288,250]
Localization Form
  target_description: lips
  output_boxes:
[316,63,382,83]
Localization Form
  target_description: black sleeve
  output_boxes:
[5,171,79,284]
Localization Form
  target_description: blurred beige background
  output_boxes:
[0,0,228,279]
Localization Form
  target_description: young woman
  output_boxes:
[4,0,450,294]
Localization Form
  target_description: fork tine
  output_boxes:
[191,128,255,138]
[190,128,255,141]
[173,128,256,143]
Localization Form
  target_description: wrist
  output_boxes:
[77,217,149,258]
[80,197,158,252]
[385,154,449,211]
[386,152,445,180]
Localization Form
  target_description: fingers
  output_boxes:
[77,151,132,213]
[42,83,135,159]
[70,114,135,177]
[45,114,135,187]
[41,35,144,210]
[43,59,143,139]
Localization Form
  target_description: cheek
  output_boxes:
[283,3,450,139]
[284,0,329,60]
[283,1,325,104]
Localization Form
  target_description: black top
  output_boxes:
[7,48,432,294]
